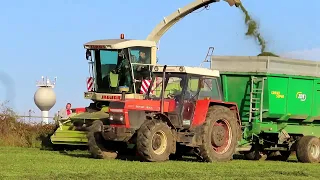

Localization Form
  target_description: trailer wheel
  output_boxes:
[198,105,238,162]
[296,136,320,163]
[137,120,174,162]
[87,120,118,159]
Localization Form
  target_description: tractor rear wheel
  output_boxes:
[198,105,238,162]
[296,136,320,163]
[87,120,118,159]
[137,120,174,162]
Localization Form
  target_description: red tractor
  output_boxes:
[88,65,242,162]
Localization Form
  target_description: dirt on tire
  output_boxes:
[87,120,117,159]
[136,120,174,162]
[198,105,239,162]
[296,136,320,163]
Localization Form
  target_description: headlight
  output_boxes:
[108,113,125,124]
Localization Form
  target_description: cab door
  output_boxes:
[181,75,201,127]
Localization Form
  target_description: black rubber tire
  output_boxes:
[136,120,174,162]
[296,136,320,163]
[87,120,117,159]
[198,105,239,162]
[169,143,184,160]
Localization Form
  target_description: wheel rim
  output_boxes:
[151,130,168,155]
[310,143,320,159]
[211,119,232,154]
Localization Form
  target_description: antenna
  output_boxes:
[36,76,57,88]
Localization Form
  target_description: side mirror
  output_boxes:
[86,50,92,60]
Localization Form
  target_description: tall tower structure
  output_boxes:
[34,76,57,124]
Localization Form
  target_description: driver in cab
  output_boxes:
[136,50,150,72]
[111,51,131,87]
[168,80,193,100]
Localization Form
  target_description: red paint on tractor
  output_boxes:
[124,110,130,128]
[125,99,176,112]
[192,100,241,127]
[213,120,231,153]
[191,100,212,126]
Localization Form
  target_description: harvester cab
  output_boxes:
[83,36,157,107]
[89,65,241,162]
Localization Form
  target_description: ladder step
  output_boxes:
[251,92,262,94]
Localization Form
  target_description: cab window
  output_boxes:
[129,47,153,93]
[129,47,151,64]
[199,77,221,100]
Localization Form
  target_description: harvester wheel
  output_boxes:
[87,120,118,159]
[137,120,174,162]
[296,136,320,163]
[198,105,238,162]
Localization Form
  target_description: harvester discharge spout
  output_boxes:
[146,0,241,43]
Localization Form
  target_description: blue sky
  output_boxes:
[1,0,319,121]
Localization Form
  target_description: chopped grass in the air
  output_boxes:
[238,3,278,57]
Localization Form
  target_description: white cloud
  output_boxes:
[280,48,320,61]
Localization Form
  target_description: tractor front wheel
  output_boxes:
[87,120,118,159]
[137,120,174,162]
[198,105,238,162]
[296,136,320,163]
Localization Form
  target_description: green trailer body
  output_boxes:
[221,73,320,136]
[211,56,320,162]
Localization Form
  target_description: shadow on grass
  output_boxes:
[56,149,299,164]
[59,150,92,158]
[57,149,204,162]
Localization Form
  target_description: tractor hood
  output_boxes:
[109,99,176,113]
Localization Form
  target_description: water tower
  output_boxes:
[34,76,57,124]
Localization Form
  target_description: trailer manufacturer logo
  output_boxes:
[271,91,284,99]
[296,92,307,101]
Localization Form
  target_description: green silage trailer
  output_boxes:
[211,55,320,163]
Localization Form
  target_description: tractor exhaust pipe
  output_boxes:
[160,65,167,114]
[121,91,126,101]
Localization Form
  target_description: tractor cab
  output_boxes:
[147,65,223,127]
[108,65,224,129]
[83,36,157,104]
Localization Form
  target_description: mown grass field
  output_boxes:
[0,147,319,180]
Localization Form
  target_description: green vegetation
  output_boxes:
[0,147,319,180]
[0,102,57,148]
[238,3,278,57]
[257,51,279,57]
